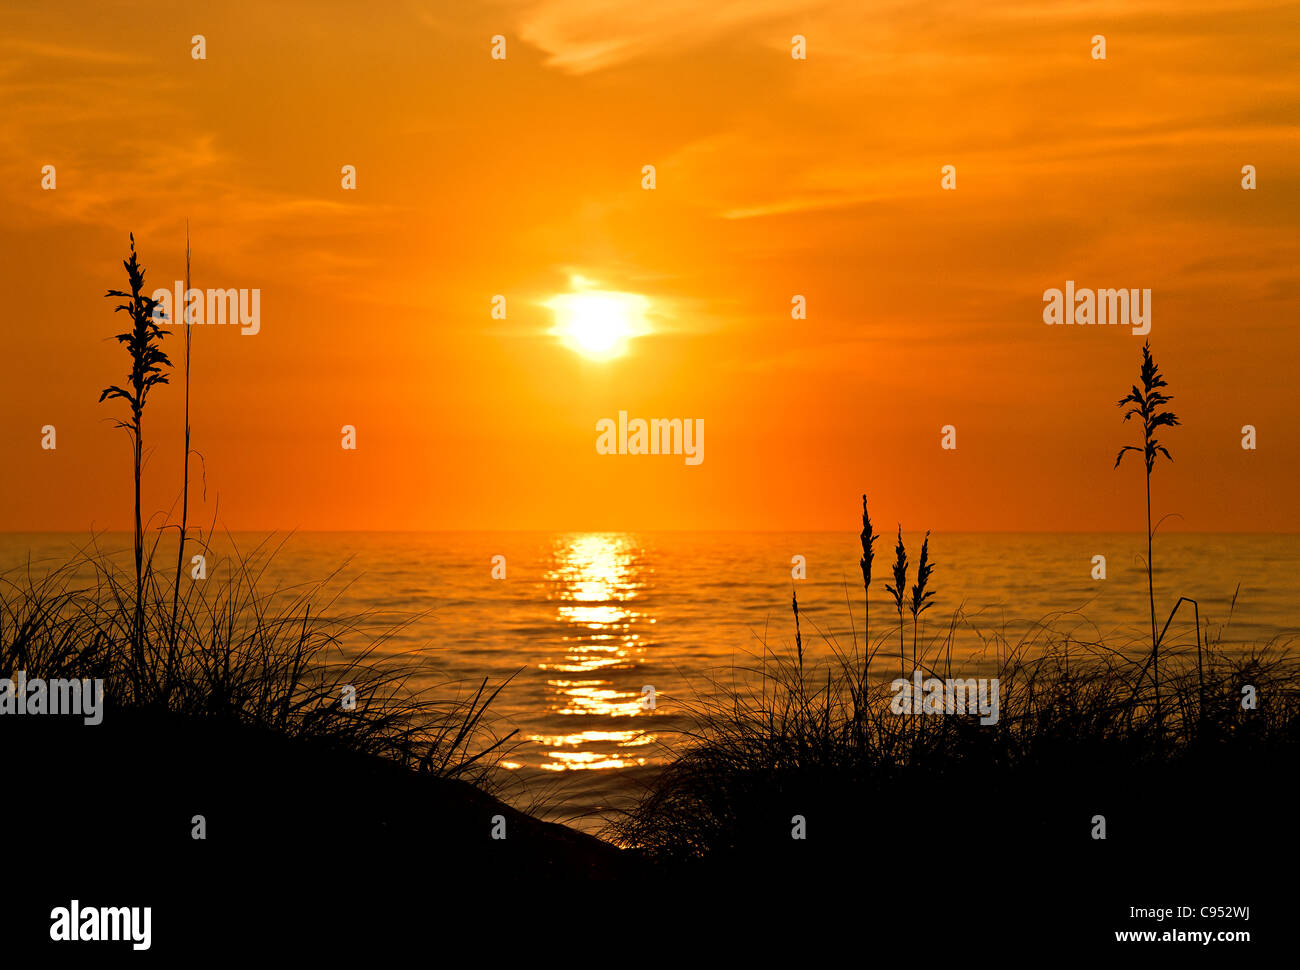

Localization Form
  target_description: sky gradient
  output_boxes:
[1,0,1297,532]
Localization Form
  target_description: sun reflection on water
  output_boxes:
[535,534,654,770]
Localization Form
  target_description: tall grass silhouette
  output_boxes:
[884,526,908,681]
[908,530,936,671]
[858,495,878,687]
[1115,339,1180,730]
[99,233,171,672]
[168,222,195,693]
[4,234,517,787]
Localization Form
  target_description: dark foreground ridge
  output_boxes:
[5,706,636,955]
[5,698,1288,958]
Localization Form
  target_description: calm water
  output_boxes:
[3,531,1297,831]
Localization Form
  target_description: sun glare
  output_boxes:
[547,287,651,360]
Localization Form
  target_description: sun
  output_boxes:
[546,286,651,360]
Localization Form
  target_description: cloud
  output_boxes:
[508,0,824,73]
[0,38,145,65]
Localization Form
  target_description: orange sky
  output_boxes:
[1,0,1296,532]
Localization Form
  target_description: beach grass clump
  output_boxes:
[610,504,1299,868]
[0,538,517,787]
[612,623,1298,866]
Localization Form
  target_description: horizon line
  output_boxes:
[3,528,1298,537]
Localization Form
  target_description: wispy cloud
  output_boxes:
[507,0,825,73]
[0,38,145,65]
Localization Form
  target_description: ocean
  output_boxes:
[4,531,1297,832]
